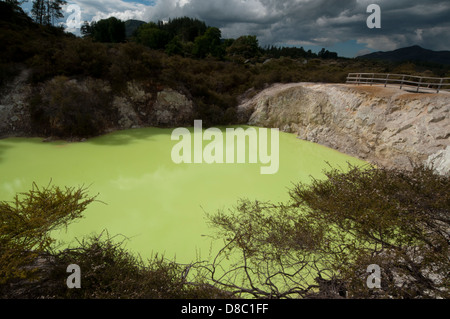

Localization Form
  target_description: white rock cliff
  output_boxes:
[239,83,450,174]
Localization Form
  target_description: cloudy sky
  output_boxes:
[22,0,450,57]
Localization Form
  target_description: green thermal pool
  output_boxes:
[0,127,366,263]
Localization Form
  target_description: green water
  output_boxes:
[0,127,365,263]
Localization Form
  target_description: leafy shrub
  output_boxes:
[28,76,115,138]
[0,184,231,299]
[44,233,232,299]
[0,183,95,285]
[52,39,110,78]
[107,42,163,90]
[206,164,450,299]
[0,63,20,88]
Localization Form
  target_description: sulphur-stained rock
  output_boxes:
[240,83,450,174]
[113,81,155,129]
[113,96,141,129]
[0,69,32,137]
[113,83,195,129]
[426,146,450,175]
[127,81,152,105]
[153,88,194,126]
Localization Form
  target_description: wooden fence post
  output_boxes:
[417,77,422,93]
[437,78,443,93]
[400,75,405,90]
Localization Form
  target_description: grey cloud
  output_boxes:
[136,0,450,52]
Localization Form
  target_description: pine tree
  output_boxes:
[31,0,66,25]
[48,0,67,25]
[31,0,45,24]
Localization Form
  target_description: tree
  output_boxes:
[165,36,184,56]
[192,27,224,59]
[80,20,92,37]
[46,0,66,26]
[82,17,126,43]
[204,164,449,299]
[318,48,338,59]
[227,35,261,59]
[135,22,170,49]
[31,0,66,26]
[264,45,308,59]
[160,17,208,43]
[0,183,96,284]
[31,0,45,24]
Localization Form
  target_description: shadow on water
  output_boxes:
[87,127,176,146]
[87,124,257,147]
[0,124,252,150]
[0,125,262,163]
[0,127,178,164]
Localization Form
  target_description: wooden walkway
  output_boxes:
[346,73,450,93]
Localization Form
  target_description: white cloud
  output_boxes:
[92,9,146,22]
[65,0,148,22]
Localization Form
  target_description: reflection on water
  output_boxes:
[0,127,365,263]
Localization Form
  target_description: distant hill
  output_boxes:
[358,45,450,65]
[124,19,146,38]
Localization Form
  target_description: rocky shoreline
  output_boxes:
[238,83,450,174]
[1,70,449,174]
[0,69,195,141]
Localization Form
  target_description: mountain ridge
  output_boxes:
[124,19,146,38]
[358,45,450,65]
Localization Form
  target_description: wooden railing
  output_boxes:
[346,73,450,93]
